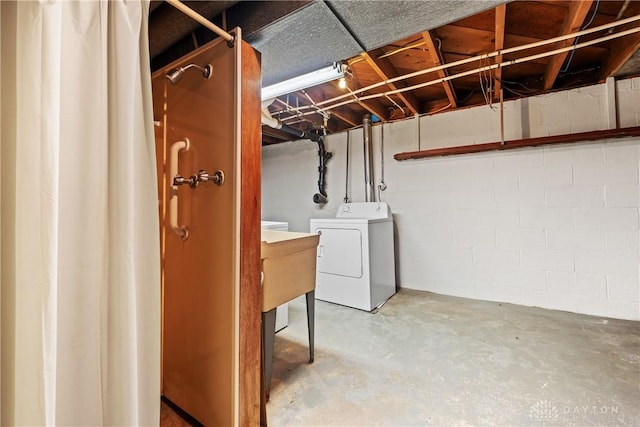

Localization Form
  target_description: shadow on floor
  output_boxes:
[160,398,202,427]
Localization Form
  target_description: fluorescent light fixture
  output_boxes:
[261,63,344,101]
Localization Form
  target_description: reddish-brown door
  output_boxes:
[152,32,261,426]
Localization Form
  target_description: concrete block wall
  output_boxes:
[262,78,640,320]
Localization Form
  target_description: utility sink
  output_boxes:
[260,230,320,312]
[260,230,320,398]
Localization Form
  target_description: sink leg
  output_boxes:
[262,308,277,398]
[306,290,315,363]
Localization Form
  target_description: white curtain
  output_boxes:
[0,1,160,425]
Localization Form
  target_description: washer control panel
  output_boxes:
[335,202,391,219]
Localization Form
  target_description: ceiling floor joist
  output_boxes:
[360,52,420,115]
[240,1,640,144]
[543,0,594,90]
[494,4,506,100]
[600,31,640,78]
[421,31,458,108]
[330,107,361,127]
[262,126,297,142]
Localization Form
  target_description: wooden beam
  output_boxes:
[261,135,281,145]
[303,86,361,127]
[330,81,388,121]
[394,126,640,160]
[494,4,506,101]
[543,0,594,90]
[420,98,454,115]
[360,52,420,115]
[239,40,261,427]
[421,31,457,108]
[355,98,388,122]
[330,107,360,127]
[261,125,295,141]
[600,32,640,79]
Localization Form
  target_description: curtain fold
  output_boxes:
[1,1,160,425]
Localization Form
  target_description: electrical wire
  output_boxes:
[281,14,640,116]
[496,78,539,94]
[308,24,640,116]
[385,94,406,116]
[457,90,475,104]
[503,85,532,97]
[428,102,453,114]
[479,56,497,110]
[268,16,638,129]
[561,0,601,73]
[378,39,427,60]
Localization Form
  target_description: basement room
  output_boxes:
[1,1,638,426]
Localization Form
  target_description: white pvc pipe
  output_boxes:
[316,14,640,108]
[274,14,640,116]
[364,25,640,100]
[165,0,234,43]
[261,107,281,129]
[285,23,640,117]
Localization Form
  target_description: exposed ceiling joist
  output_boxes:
[601,32,640,78]
[330,107,361,127]
[355,98,388,122]
[494,4,506,101]
[543,0,594,90]
[151,0,640,145]
[301,86,361,128]
[262,126,296,142]
[331,67,388,122]
[262,135,283,145]
[421,31,457,109]
[360,52,420,115]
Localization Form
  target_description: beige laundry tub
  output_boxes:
[260,230,319,397]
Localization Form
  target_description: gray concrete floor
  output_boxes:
[266,289,640,427]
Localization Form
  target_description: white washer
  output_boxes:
[310,202,396,311]
[261,221,289,331]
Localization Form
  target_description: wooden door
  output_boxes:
[152,31,261,426]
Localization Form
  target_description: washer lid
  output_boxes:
[335,202,391,219]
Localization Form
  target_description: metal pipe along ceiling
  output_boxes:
[316,14,640,108]
[165,0,235,43]
[149,0,237,57]
[272,15,640,118]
